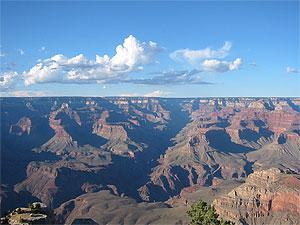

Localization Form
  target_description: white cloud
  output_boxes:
[18,48,25,55]
[120,93,140,97]
[144,90,170,97]
[202,58,242,72]
[170,41,242,73]
[286,66,298,73]
[170,41,232,64]
[24,35,162,85]
[120,90,170,97]
[0,71,18,91]
[39,46,46,52]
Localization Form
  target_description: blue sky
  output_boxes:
[0,1,299,97]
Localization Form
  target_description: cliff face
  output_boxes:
[54,190,189,225]
[213,168,300,225]
[139,98,300,202]
[1,97,300,225]
[14,162,59,207]
[9,117,32,136]
[13,160,112,208]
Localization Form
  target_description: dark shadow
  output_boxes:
[239,129,260,142]
[258,127,273,138]
[56,113,107,148]
[1,101,58,185]
[277,134,287,144]
[292,129,300,136]
[71,219,99,225]
[287,99,300,113]
[239,119,273,143]
[215,119,230,128]
[205,130,254,153]
[244,161,254,176]
[253,119,266,127]
[94,98,191,201]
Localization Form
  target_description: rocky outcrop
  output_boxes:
[14,161,60,207]
[9,117,32,136]
[92,110,142,157]
[55,190,188,225]
[33,106,77,155]
[13,160,110,208]
[139,98,300,202]
[108,97,171,130]
[139,116,249,201]
[213,168,300,225]
[92,111,128,142]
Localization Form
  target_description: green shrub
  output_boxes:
[187,200,234,225]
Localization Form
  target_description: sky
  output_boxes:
[0,0,299,97]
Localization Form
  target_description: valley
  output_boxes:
[1,96,300,224]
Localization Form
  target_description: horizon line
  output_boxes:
[1,96,300,99]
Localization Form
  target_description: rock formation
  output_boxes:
[1,96,299,225]
[213,168,300,225]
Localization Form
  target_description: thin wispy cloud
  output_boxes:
[249,62,257,67]
[286,66,298,73]
[122,69,213,85]
[0,71,19,91]
[2,62,17,71]
[144,90,170,97]
[18,48,25,55]
[1,90,48,97]
[0,45,6,57]
[121,90,170,97]
[39,46,46,52]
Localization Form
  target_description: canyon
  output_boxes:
[1,97,300,225]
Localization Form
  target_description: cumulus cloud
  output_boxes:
[202,58,242,72]
[0,71,19,91]
[170,41,243,73]
[18,48,25,55]
[124,69,212,85]
[286,66,298,73]
[24,35,162,85]
[170,41,232,64]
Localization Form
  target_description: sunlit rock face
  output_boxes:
[213,168,300,225]
[140,97,300,202]
[1,97,299,224]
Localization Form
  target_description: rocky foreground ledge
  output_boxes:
[53,168,300,225]
[213,168,300,225]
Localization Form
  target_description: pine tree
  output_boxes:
[187,200,234,225]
